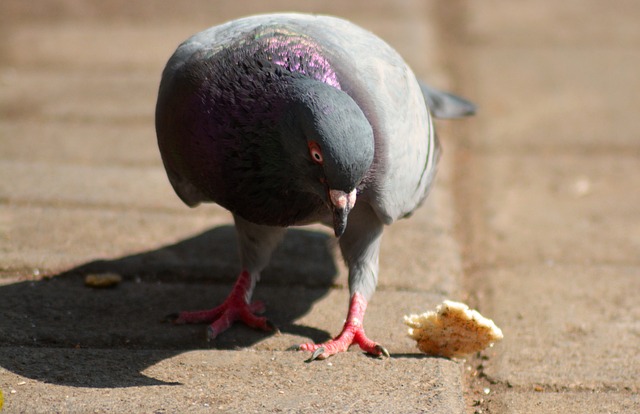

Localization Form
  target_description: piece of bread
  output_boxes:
[84,273,122,288]
[403,300,503,358]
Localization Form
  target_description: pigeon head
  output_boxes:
[283,79,375,237]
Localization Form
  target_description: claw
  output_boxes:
[206,325,217,342]
[286,344,301,352]
[306,347,326,362]
[265,320,280,335]
[375,344,390,358]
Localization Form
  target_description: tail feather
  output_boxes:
[419,81,477,119]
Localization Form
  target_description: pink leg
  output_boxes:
[170,270,275,340]
[298,292,389,360]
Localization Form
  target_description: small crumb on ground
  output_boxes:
[84,273,122,288]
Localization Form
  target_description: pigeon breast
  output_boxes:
[157,13,435,227]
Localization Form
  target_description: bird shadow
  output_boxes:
[0,225,339,388]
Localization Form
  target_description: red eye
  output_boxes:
[308,141,324,164]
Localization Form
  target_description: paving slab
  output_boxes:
[465,153,640,267]
[469,47,640,153]
[462,0,640,153]
[485,391,640,414]
[0,161,177,211]
[443,0,640,412]
[0,268,444,353]
[379,153,463,294]
[1,205,218,273]
[1,349,465,413]
[480,265,640,390]
[0,0,471,413]
[0,121,158,166]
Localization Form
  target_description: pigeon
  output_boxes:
[156,13,475,360]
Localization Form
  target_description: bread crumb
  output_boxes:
[84,273,122,288]
[404,300,503,358]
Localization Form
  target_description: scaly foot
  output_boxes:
[168,270,276,340]
[296,292,389,360]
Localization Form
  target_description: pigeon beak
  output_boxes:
[329,188,357,237]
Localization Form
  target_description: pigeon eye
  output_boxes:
[308,141,324,164]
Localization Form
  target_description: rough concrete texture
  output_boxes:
[0,1,467,413]
[443,0,640,412]
[1,0,639,413]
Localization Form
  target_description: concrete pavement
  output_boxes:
[1,1,465,413]
[440,1,640,412]
[1,1,639,413]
